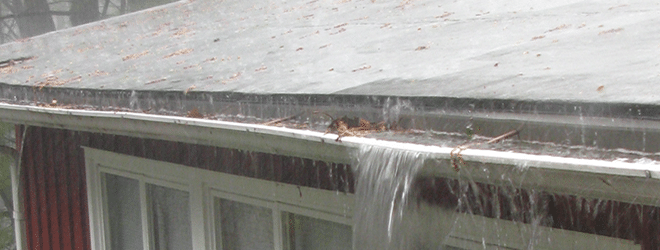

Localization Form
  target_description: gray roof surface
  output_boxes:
[0,0,659,104]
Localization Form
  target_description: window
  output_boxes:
[104,174,142,249]
[214,197,274,249]
[84,147,354,250]
[282,212,353,250]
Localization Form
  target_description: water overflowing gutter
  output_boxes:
[0,102,658,205]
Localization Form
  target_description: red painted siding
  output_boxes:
[20,127,91,250]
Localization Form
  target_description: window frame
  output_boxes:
[83,147,355,250]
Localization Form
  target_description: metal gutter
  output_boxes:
[0,103,354,164]
[0,103,659,205]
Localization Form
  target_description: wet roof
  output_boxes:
[0,0,659,105]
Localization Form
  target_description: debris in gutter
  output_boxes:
[450,123,525,171]
[187,108,204,118]
[262,112,304,126]
[323,113,387,141]
[260,111,389,141]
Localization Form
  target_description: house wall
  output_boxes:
[18,126,354,250]
[17,125,660,249]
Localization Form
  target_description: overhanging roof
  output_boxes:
[0,0,659,198]
[0,0,658,103]
[0,0,658,152]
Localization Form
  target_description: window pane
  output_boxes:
[148,184,192,250]
[215,198,274,250]
[105,174,143,250]
[283,213,352,250]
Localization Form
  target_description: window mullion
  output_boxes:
[273,203,284,250]
[213,197,223,250]
[139,179,151,250]
[205,187,217,250]
[190,181,209,249]
[100,174,111,250]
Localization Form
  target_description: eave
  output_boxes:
[1,103,659,206]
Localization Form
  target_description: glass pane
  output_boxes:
[148,184,192,250]
[105,174,143,250]
[215,198,274,250]
[283,213,352,250]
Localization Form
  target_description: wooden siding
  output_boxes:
[20,126,90,250]
[80,131,355,193]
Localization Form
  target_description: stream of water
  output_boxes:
[353,144,656,249]
[354,145,456,249]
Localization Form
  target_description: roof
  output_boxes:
[0,0,659,201]
[0,0,658,103]
[0,0,659,155]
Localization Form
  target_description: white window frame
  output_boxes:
[84,147,355,250]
